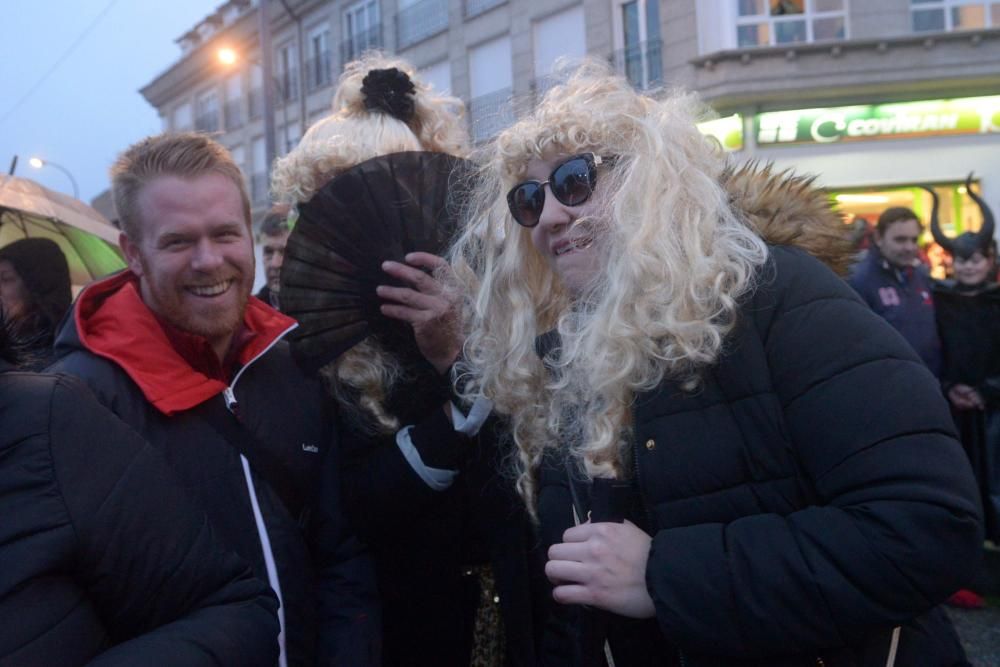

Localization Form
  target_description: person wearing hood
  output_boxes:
[929,178,1000,608]
[449,61,982,666]
[0,237,71,366]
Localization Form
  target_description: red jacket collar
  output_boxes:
[74,270,297,415]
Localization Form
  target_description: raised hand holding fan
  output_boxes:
[280,151,473,373]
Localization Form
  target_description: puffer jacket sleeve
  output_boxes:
[47,376,280,666]
[645,246,982,656]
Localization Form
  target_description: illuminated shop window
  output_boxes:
[736,0,846,47]
[912,0,1000,32]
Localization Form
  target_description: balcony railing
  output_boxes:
[251,172,269,206]
[397,0,448,48]
[530,74,560,104]
[468,88,515,143]
[464,0,505,19]
[224,99,244,130]
[341,25,382,64]
[249,87,264,120]
[610,39,663,91]
[305,50,333,92]
[276,70,299,103]
[194,111,220,133]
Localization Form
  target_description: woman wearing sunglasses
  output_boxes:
[450,61,981,666]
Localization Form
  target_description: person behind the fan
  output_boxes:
[929,183,1000,610]
[47,131,379,667]
[448,60,982,665]
[271,54,544,666]
[255,203,292,310]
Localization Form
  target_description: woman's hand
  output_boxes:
[377,252,461,375]
[545,520,656,619]
[948,383,985,411]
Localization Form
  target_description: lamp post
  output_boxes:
[29,157,79,199]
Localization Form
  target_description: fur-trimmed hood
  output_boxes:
[722,161,855,276]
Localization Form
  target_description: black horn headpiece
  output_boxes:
[923,173,995,259]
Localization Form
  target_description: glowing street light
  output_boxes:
[29,157,79,199]
[217,46,239,66]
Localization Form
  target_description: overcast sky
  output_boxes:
[1,0,217,204]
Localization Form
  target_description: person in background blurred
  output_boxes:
[848,206,942,376]
[256,204,292,310]
[929,183,1000,609]
[0,237,71,366]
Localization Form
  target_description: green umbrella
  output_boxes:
[0,174,125,292]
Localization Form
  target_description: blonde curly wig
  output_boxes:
[450,60,769,517]
[272,53,469,432]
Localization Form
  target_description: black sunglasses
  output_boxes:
[506,153,609,228]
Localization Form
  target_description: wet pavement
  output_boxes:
[948,605,1000,666]
[948,546,1000,666]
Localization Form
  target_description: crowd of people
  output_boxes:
[0,53,994,667]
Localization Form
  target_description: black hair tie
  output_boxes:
[361,68,417,123]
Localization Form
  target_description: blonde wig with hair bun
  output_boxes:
[271,53,470,432]
[450,60,769,518]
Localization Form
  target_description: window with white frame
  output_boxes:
[912,0,1000,32]
[533,5,587,89]
[611,0,662,89]
[735,0,846,48]
[282,121,302,155]
[468,36,514,142]
[225,74,243,130]
[343,0,381,63]
[195,89,220,133]
[307,24,332,90]
[251,136,268,206]
[275,41,299,102]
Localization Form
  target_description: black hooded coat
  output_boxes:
[533,166,982,667]
[934,279,1000,542]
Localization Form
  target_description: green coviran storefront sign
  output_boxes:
[755,95,1000,146]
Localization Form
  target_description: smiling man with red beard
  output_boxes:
[48,132,379,667]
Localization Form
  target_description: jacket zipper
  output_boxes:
[222,321,297,417]
[221,320,296,667]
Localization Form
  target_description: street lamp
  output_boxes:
[217,43,277,182]
[29,157,79,199]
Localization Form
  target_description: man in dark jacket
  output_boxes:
[48,132,379,667]
[1,313,280,666]
[848,206,942,375]
[255,204,291,310]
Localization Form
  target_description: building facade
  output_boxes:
[141,0,1000,243]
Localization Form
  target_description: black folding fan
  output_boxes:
[280,151,473,373]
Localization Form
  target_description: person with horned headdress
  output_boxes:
[271,54,544,666]
[449,60,982,665]
[929,177,1000,552]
